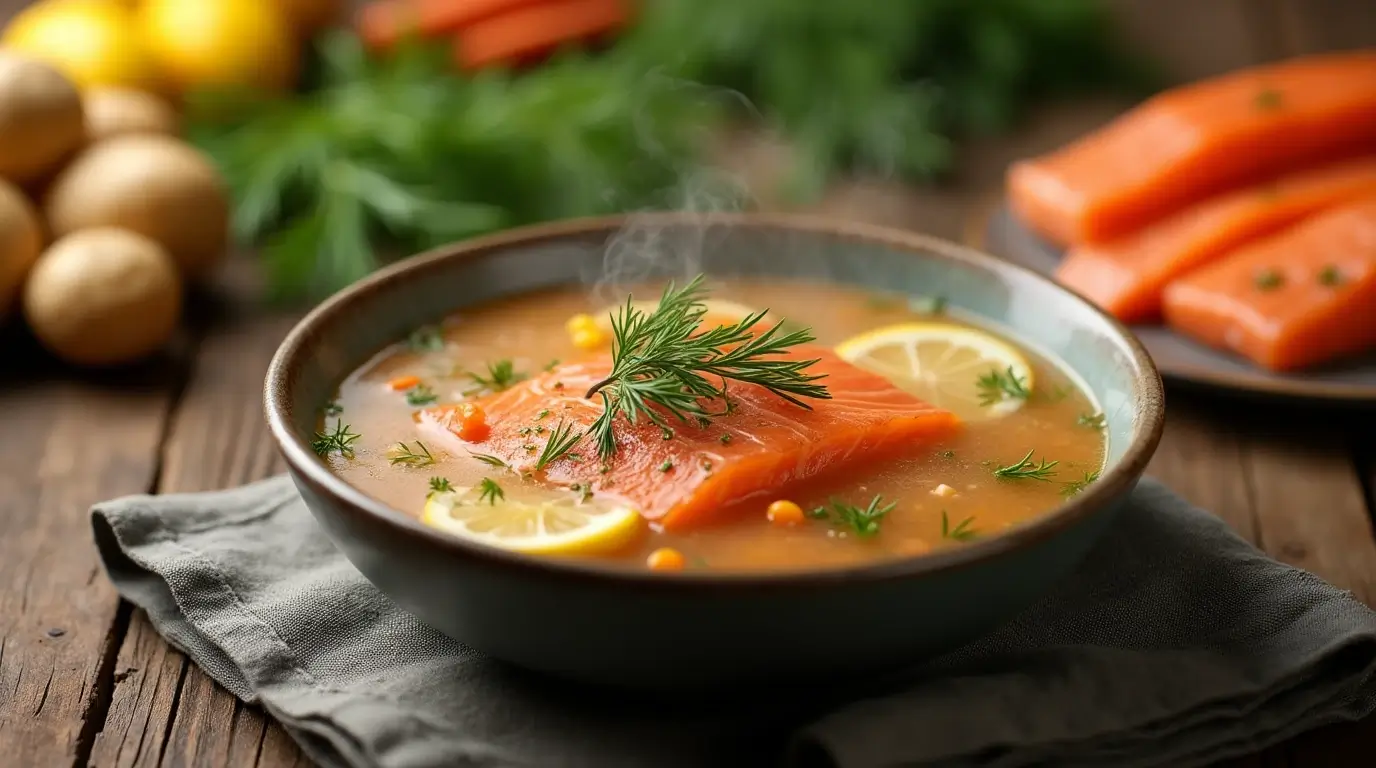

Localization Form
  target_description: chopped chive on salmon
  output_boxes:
[1254,269,1284,291]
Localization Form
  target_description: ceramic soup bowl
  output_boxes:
[265,213,1164,689]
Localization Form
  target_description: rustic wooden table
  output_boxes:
[2,1,1375,766]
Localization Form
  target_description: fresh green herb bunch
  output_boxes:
[620,0,1156,198]
[190,1,1151,300]
[188,33,716,301]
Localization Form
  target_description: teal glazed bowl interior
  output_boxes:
[264,213,1165,689]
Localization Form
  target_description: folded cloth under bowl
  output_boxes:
[91,477,1376,768]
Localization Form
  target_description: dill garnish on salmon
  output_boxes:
[418,277,961,530]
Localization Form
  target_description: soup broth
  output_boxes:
[321,279,1106,572]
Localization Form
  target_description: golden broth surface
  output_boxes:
[324,279,1105,572]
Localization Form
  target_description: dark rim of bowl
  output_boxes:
[264,212,1166,592]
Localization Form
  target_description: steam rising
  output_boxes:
[586,69,762,306]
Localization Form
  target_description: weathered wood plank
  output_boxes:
[87,612,187,768]
[1109,0,1276,80]
[1146,400,1261,544]
[0,333,179,766]
[1272,0,1376,55]
[88,273,306,768]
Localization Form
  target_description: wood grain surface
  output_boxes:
[0,1,1372,766]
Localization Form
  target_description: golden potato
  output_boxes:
[23,228,182,366]
[0,179,43,320]
[0,52,85,184]
[83,87,179,140]
[44,135,229,279]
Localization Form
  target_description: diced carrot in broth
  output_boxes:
[418,346,960,531]
[1008,51,1376,246]
[1057,156,1376,322]
[1161,197,1376,371]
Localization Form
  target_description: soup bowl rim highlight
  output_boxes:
[264,212,1165,590]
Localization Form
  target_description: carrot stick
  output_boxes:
[1056,156,1376,322]
[357,0,544,50]
[1008,50,1376,246]
[1162,196,1376,372]
[454,0,629,70]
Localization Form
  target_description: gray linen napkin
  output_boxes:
[90,476,1376,768]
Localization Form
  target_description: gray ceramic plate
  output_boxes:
[984,204,1376,403]
[265,213,1165,689]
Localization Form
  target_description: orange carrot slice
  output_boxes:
[1162,196,1376,372]
[357,0,542,50]
[1056,156,1376,323]
[1008,51,1376,246]
[454,0,629,70]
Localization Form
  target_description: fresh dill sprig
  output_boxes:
[807,495,895,537]
[993,449,1058,481]
[428,476,454,497]
[466,359,526,394]
[941,510,978,541]
[585,276,831,458]
[469,453,509,470]
[477,477,505,505]
[1062,470,1101,497]
[1077,412,1106,430]
[976,366,1031,407]
[388,441,436,467]
[1042,384,1072,404]
[311,421,360,457]
[535,419,582,471]
[569,482,593,503]
[407,325,444,352]
[406,384,438,406]
[910,295,948,314]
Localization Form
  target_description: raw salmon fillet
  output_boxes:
[419,345,960,530]
[1057,156,1376,323]
[1008,50,1376,246]
[1162,197,1376,372]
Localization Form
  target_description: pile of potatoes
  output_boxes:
[0,50,228,367]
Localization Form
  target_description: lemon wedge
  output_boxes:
[421,487,642,556]
[835,322,1035,420]
[593,298,765,333]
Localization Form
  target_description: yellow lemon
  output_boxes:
[835,322,1035,421]
[2,0,161,92]
[140,0,299,95]
[422,486,643,557]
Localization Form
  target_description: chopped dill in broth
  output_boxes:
[319,278,1105,573]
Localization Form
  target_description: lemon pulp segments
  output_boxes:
[421,487,642,556]
[834,322,1034,420]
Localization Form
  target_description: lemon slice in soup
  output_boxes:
[421,487,642,556]
[835,322,1035,420]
